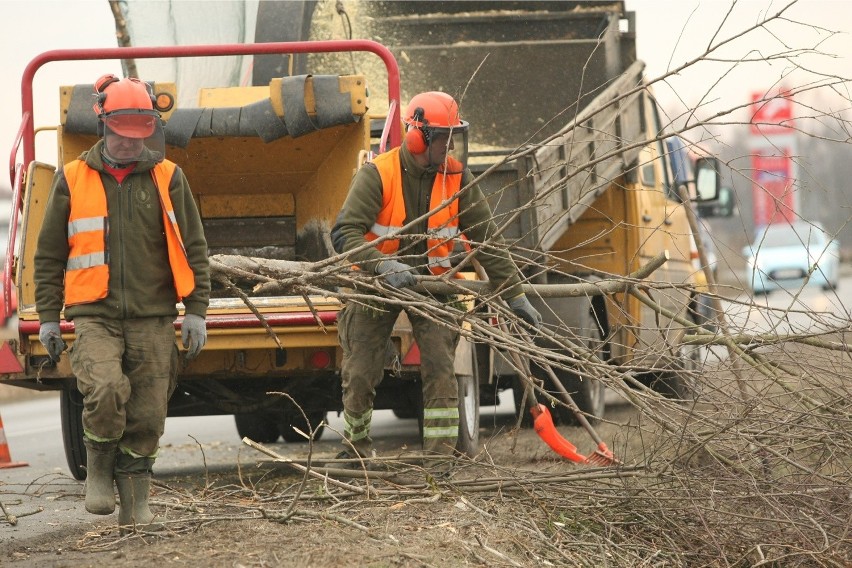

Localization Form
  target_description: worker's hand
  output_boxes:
[375,259,417,289]
[508,293,542,329]
[181,314,207,360]
[38,321,67,362]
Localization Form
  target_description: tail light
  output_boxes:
[308,350,332,369]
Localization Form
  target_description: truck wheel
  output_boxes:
[511,377,538,428]
[544,304,607,426]
[234,413,280,444]
[552,370,606,426]
[60,386,87,481]
[392,408,417,419]
[650,344,699,400]
[512,360,606,427]
[280,411,327,443]
[455,371,480,457]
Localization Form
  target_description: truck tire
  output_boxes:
[455,370,480,457]
[234,412,280,444]
[392,382,422,421]
[540,304,607,426]
[650,344,699,401]
[60,385,87,481]
[280,411,326,443]
[511,377,537,428]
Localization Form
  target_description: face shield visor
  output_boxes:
[101,110,165,164]
[425,123,468,174]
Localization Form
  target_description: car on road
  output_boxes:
[743,220,840,295]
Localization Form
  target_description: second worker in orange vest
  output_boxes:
[331,91,541,468]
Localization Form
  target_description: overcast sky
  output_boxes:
[1,0,851,191]
[629,1,852,124]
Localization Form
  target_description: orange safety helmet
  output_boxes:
[403,91,468,154]
[92,74,158,138]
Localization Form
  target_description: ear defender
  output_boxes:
[93,73,120,116]
[405,127,428,154]
[142,81,159,108]
[405,106,429,154]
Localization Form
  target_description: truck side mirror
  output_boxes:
[694,157,721,202]
[697,186,736,218]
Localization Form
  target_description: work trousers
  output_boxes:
[69,316,178,458]
[339,301,460,456]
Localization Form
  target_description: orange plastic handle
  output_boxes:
[531,404,587,463]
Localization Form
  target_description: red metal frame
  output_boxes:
[5,40,402,334]
[17,311,339,335]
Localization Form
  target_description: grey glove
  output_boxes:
[508,293,542,329]
[39,321,67,362]
[375,259,417,289]
[181,313,207,360]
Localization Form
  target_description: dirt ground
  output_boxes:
[2,404,649,568]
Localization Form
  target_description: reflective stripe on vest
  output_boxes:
[367,147,465,275]
[63,160,196,305]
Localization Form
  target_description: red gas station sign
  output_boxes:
[750,89,796,226]
[751,148,796,227]
[750,91,794,135]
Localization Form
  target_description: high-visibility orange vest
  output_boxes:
[366,147,466,275]
[63,159,196,305]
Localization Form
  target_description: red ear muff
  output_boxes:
[93,74,120,116]
[94,73,120,94]
[405,127,428,154]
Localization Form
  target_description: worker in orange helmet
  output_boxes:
[331,91,541,470]
[34,74,210,532]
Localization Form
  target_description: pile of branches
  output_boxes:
[69,378,851,567]
[192,249,852,566]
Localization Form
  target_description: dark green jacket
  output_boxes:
[331,145,522,298]
[35,140,210,323]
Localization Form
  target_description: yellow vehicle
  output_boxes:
[3,2,723,479]
[349,1,723,421]
[4,41,474,479]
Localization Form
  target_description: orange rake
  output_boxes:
[533,356,620,466]
[514,326,620,467]
[531,404,618,465]
[477,265,619,466]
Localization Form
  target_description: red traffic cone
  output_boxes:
[0,411,28,469]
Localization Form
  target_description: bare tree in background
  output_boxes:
[108,0,138,78]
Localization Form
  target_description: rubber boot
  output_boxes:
[116,475,165,533]
[83,439,117,515]
[115,455,164,533]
